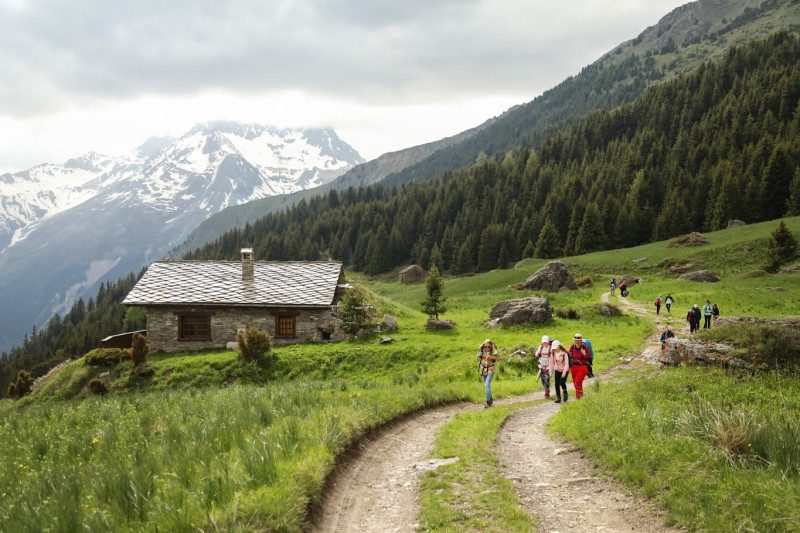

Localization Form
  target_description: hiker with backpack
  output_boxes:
[477,339,499,408]
[568,333,593,400]
[660,326,675,349]
[619,280,628,297]
[687,305,701,334]
[703,300,713,329]
[654,295,662,315]
[712,303,720,327]
[665,294,674,313]
[535,335,553,399]
[610,278,617,296]
[549,340,570,403]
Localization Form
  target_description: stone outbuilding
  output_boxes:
[122,249,347,353]
[399,264,427,284]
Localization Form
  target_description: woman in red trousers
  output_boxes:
[568,333,593,400]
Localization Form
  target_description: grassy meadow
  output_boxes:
[2,217,799,530]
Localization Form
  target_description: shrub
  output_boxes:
[7,370,33,399]
[87,378,108,395]
[764,221,799,273]
[84,348,122,366]
[554,307,581,320]
[134,363,155,377]
[130,333,149,366]
[575,275,592,287]
[237,326,273,361]
[592,303,623,317]
[338,286,375,335]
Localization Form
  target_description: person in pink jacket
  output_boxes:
[549,340,570,403]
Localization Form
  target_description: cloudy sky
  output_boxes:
[0,0,688,173]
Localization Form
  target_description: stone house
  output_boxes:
[399,264,427,284]
[123,249,346,352]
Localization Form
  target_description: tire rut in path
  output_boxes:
[496,402,681,533]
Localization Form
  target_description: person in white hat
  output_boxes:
[549,340,570,403]
[477,339,499,407]
[568,333,593,400]
[535,335,553,398]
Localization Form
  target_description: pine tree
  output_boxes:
[429,243,444,271]
[522,239,536,259]
[454,237,475,274]
[764,221,799,273]
[421,265,447,319]
[534,220,561,259]
[574,202,606,254]
[497,243,510,269]
[787,167,800,216]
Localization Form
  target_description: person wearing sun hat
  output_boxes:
[549,340,570,403]
[477,339,499,407]
[568,333,593,400]
[535,335,553,398]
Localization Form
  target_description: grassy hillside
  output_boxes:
[3,217,798,530]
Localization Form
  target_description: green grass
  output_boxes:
[548,366,800,532]
[5,216,800,530]
[419,402,538,532]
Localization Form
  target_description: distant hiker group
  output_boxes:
[686,300,720,333]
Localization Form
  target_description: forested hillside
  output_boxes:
[188,33,800,275]
[0,271,145,390]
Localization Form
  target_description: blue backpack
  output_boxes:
[583,338,595,363]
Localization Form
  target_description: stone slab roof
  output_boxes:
[123,261,342,307]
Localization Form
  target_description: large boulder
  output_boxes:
[618,275,642,286]
[679,270,720,283]
[522,261,577,292]
[670,232,709,246]
[727,219,746,228]
[488,297,552,327]
[659,338,746,368]
[382,314,398,332]
[426,318,455,331]
[715,316,800,329]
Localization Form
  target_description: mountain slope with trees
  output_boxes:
[187,33,800,275]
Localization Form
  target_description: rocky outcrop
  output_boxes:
[618,276,642,286]
[659,338,747,368]
[488,297,552,327]
[670,232,708,246]
[727,219,746,228]
[679,270,719,282]
[382,314,398,332]
[522,261,577,292]
[426,318,455,331]
[715,316,800,329]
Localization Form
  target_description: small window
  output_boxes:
[275,315,296,338]
[178,314,211,340]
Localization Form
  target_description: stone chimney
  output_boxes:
[241,248,254,281]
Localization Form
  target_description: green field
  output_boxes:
[3,217,799,530]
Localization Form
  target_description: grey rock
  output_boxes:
[426,318,455,330]
[716,316,800,329]
[226,341,239,351]
[522,261,577,292]
[488,297,552,326]
[679,270,720,283]
[382,313,398,332]
[659,338,745,367]
[727,219,746,228]
[379,337,395,345]
[632,257,648,264]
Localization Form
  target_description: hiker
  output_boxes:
[687,305,701,334]
[477,339,499,408]
[549,340,570,403]
[654,294,662,315]
[665,294,674,313]
[535,335,552,399]
[703,300,713,329]
[568,333,593,400]
[660,326,675,349]
[712,302,720,326]
[619,280,628,297]
[610,278,617,296]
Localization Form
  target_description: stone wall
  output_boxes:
[142,305,345,353]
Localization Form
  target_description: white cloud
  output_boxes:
[0,0,688,173]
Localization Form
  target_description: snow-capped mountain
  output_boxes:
[0,121,363,350]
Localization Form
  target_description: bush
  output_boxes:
[130,333,149,366]
[575,275,592,287]
[134,363,155,377]
[592,303,623,317]
[7,370,33,399]
[555,307,581,320]
[84,348,122,366]
[237,326,273,360]
[87,378,108,395]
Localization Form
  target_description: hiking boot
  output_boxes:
[554,398,561,404]
[544,388,550,398]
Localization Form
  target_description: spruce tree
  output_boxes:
[454,237,475,274]
[497,243,510,269]
[421,265,447,319]
[522,239,536,259]
[787,167,800,216]
[534,220,561,259]
[575,203,606,254]
[429,244,444,272]
[764,221,799,273]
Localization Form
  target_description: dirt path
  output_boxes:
[496,401,679,533]
[312,291,678,532]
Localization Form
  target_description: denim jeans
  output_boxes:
[483,371,494,405]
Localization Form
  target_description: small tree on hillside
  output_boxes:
[764,221,799,273]
[130,332,149,366]
[421,265,447,319]
[534,220,561,259]
[338,286,374,335]
[787,167,800,216]
[7,370,33,399]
